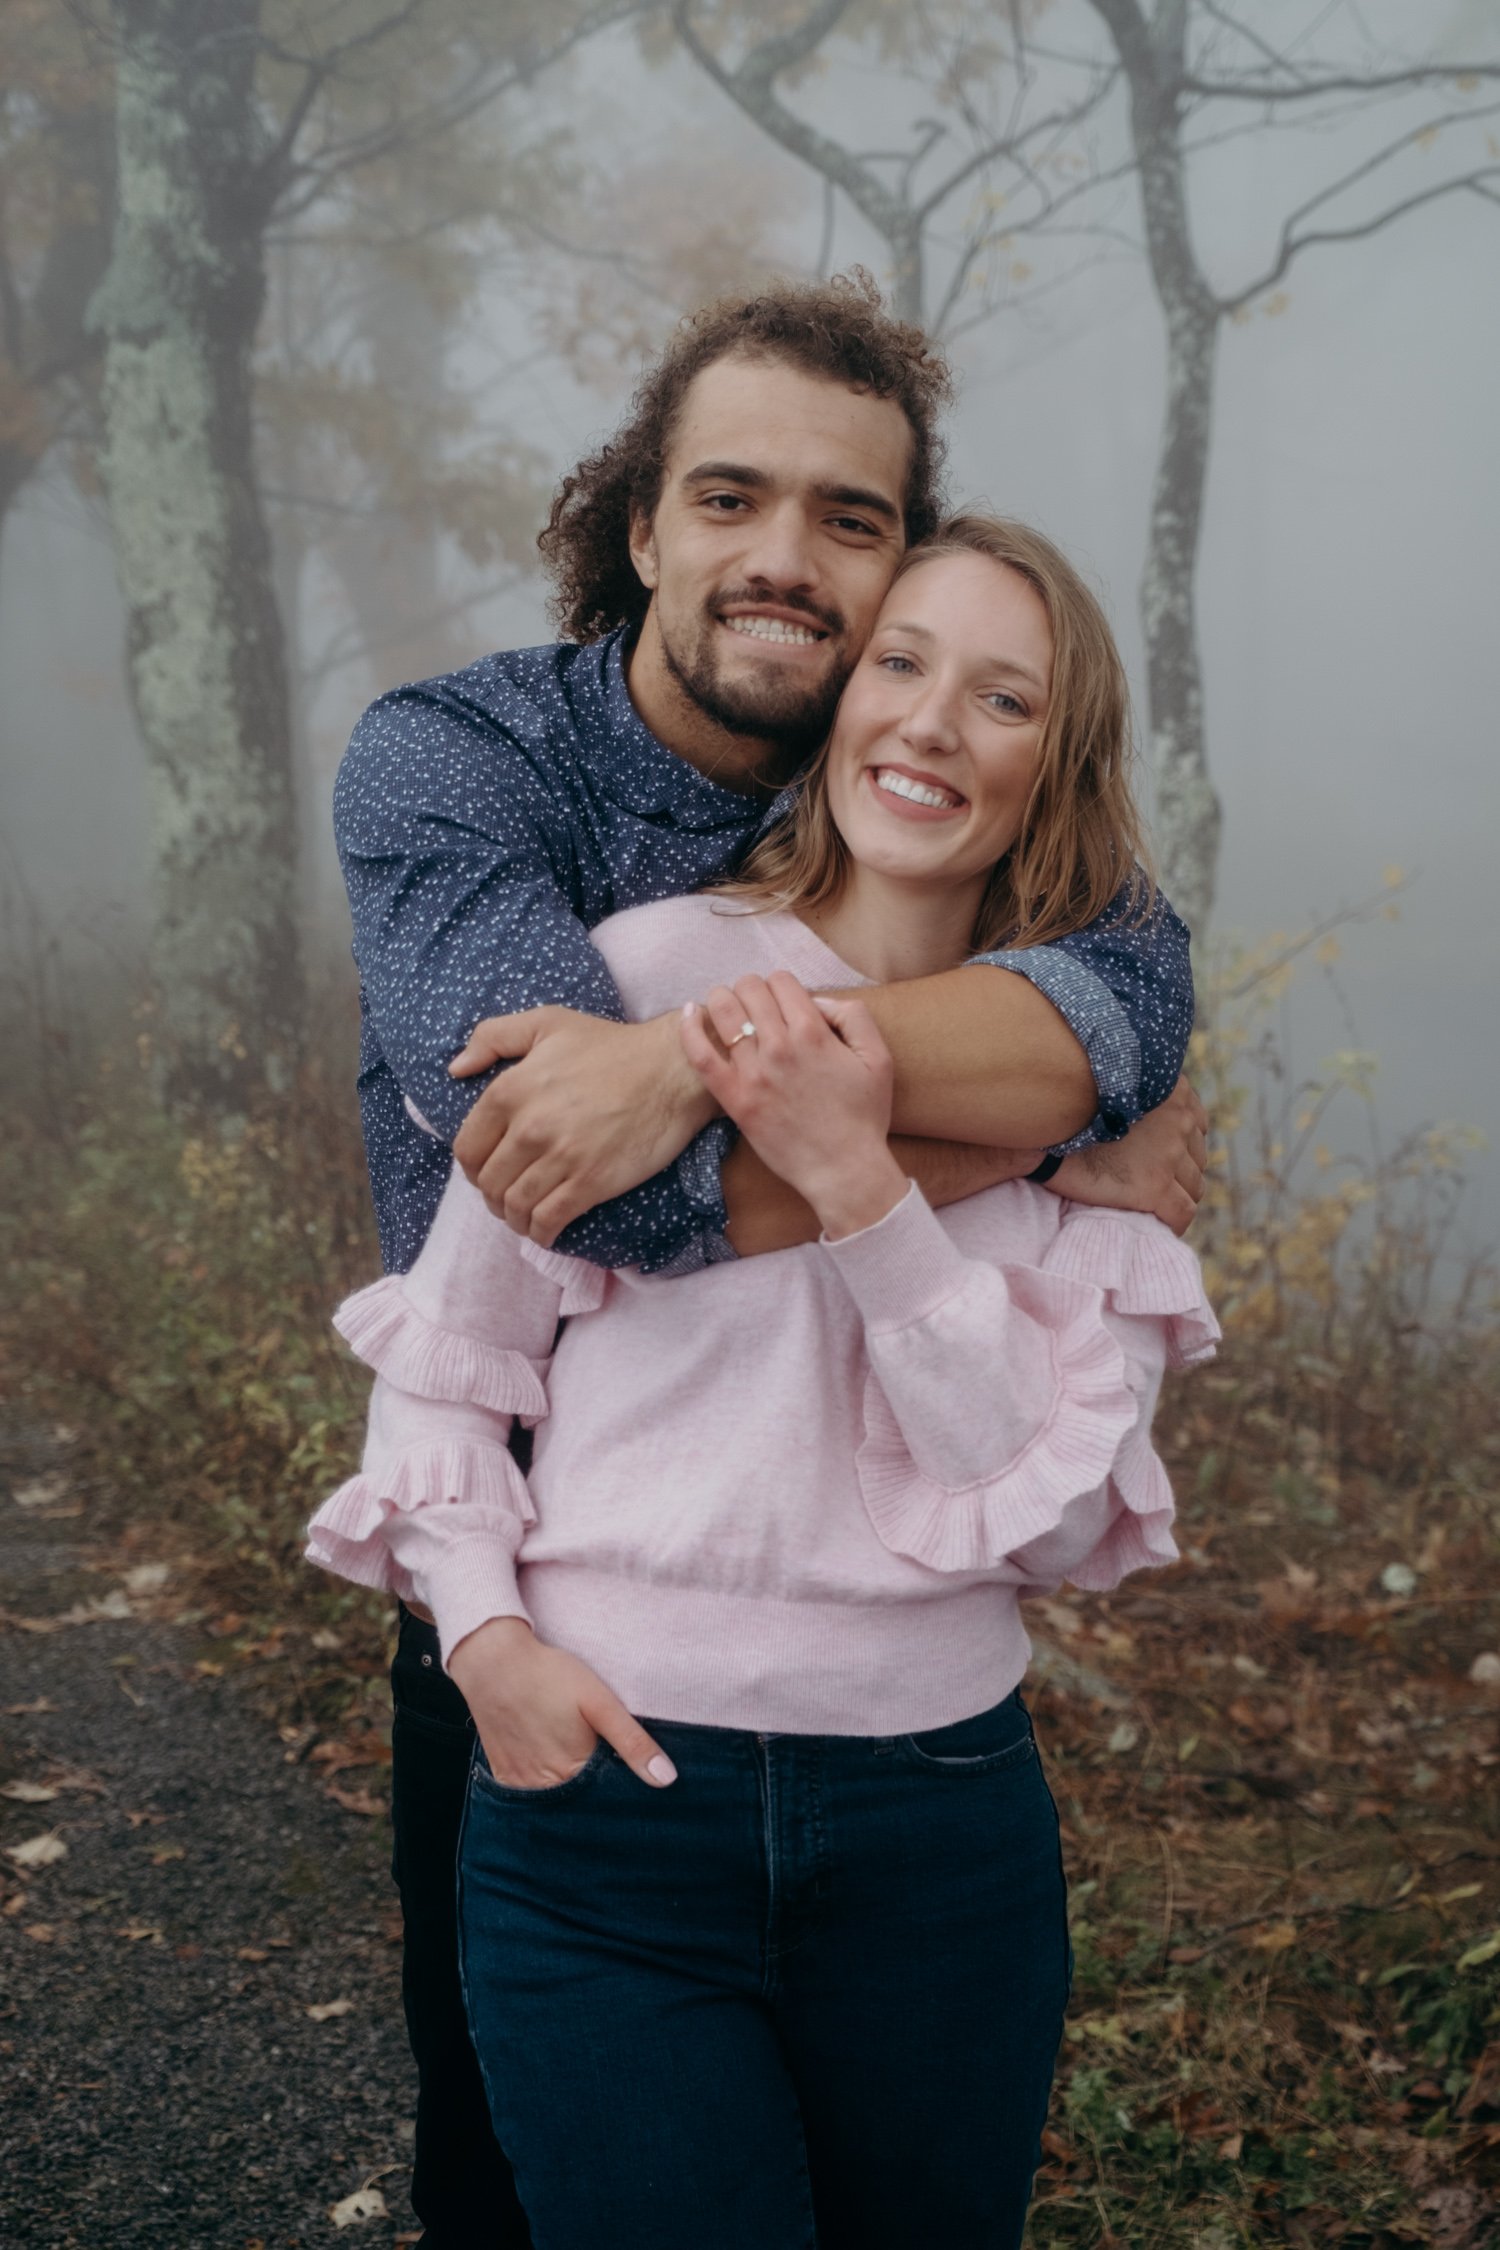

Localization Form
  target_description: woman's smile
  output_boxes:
[864,763,969,818]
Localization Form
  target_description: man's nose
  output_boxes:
[737,502,821,597]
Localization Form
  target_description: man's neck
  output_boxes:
[624,615,794,801]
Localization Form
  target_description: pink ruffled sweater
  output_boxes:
[307,896,1218,1735]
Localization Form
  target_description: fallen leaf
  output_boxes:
[175,1943,201,1961]
[330,2185,388,2227]
[1250,1921,1299,1955]
[124,1811,166,1829]
[1,1781,59,1803]
[149,1844,185,1865]
[2,1699,55,1715]
[1218,2130,1244,2161]
[122,1563,170,1596]
[13,1475,68,1510]
[1106,1721,1139,1755]
[6,1832,67,1870]
[307,1998,355,2022]
[1470,1652,1500,1688]
[3,1892,27,1915]
[309,1628,342,1652]
[116,1923,163,1943]
[238,1947,270,1962]
[23,1923,55,1944]
[326,1786,384,1818]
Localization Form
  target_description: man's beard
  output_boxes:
[659,592,851,756]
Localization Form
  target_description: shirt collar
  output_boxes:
[584,628,788,835]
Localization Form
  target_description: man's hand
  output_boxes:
[449,1007,716,1244]
[1050,1077,1208,1236]
[448,1617,677,1791]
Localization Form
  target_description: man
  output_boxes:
[335,273,1204,2247]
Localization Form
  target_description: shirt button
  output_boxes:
[421,1653,433,1669]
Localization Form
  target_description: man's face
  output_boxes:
[629,353,913,752]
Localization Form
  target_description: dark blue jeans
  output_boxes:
[458,1691,1069,2250]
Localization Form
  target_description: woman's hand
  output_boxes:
[680,970,909,1240]
[447,1617,677,1790]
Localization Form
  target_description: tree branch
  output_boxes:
[1221,165,1500,311]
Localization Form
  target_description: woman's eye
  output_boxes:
[986,691,1027,718]
[878,653,917,675]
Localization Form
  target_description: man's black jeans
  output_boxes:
[390,1603,533,2248]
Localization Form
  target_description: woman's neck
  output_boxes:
[799,865,985,985]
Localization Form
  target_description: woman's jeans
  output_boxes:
[458,1691,1070,2250]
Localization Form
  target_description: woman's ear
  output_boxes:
[628,506,659,592]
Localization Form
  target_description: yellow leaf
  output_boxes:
[1251,1920,1299,1954]
[307,1998,355,2022]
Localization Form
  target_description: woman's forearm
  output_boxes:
[858,968,1096,1149]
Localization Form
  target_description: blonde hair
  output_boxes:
[724,514,1153,953]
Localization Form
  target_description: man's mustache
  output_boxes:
[709,586,846,639]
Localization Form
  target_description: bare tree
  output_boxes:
[84,0,640,1104]
[667,0,1116,333]
[1079,0,1500,939]
[0,15,114,596]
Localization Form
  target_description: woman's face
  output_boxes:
[824,551,1053,894]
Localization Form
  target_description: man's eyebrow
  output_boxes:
[875,619,1049,693]
[679,461,901,526]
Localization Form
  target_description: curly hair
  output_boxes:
[539,271,953,644]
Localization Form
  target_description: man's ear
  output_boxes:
[628,504,659,592]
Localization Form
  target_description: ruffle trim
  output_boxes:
[516,1239,610,1315]
[305,1441,535,1593]
[856,1265,1143,1576]
[1045,1212,1220,1370]
[333,1275,549,1422]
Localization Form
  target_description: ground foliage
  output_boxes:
[2,956,1497,2248]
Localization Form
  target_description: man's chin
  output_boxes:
[685,651,845,748]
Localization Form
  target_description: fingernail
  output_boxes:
[681,1001,696,1018]
[646,1753,677,1786]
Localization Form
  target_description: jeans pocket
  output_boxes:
[899,1691,1037,1774]
[468,1736,612,1805]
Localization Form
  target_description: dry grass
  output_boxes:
[1,950,1496,2248]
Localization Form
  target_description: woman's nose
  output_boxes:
[899,689,960,756]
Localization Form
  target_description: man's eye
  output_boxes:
[830,515,878,537]
[703,493,749,511]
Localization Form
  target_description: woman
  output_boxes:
[308,516,1217,2250]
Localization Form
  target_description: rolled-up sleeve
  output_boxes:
[972,885,1193,1150]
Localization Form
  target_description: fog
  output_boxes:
[2,1,1495,1232]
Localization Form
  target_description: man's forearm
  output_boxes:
[858,967,1096,1150]
[723,1134,1041,1258]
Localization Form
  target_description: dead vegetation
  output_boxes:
[2,947,1496,2248]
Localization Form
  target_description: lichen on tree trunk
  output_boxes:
[89,0,299,1105]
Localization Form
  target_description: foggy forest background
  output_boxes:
[2,5,1500,2247]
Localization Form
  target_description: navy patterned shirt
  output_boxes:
[335,628,1193,1275]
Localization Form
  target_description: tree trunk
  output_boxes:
[89,0,300,1105]
[1093,0,1223,941]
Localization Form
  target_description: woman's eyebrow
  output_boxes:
[876,620,1049,694]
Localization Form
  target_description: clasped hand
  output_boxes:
[680,972,910,1240]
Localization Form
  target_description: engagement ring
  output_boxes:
[725,1022,757,1048]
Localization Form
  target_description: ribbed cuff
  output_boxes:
[819,1184,972,1331]
[423,1540,530,1671]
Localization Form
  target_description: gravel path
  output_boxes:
[0,1433,418,2249]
